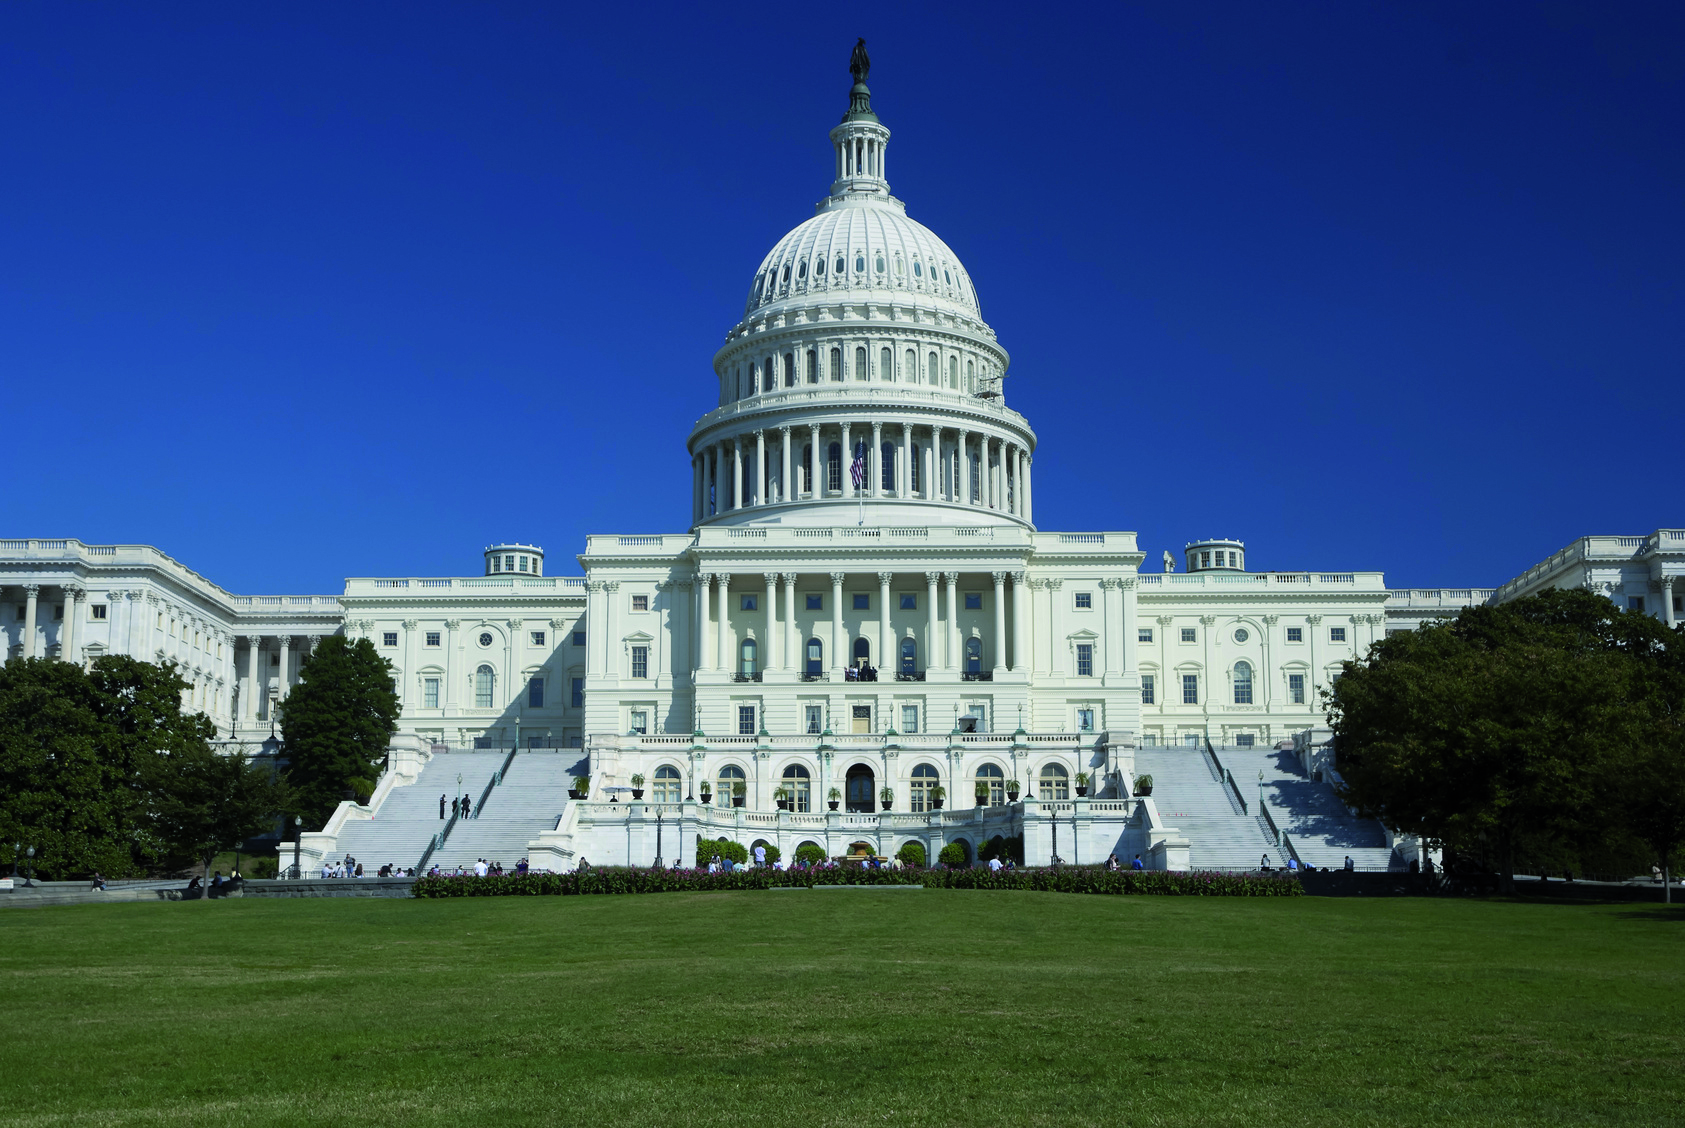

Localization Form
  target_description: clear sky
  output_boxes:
[3,3,1680,594]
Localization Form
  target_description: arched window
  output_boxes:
[764,356,774,392]
[829,347,842,382]
[835,255,845,275]
[781,765,811,812]
[801,443,813,494]
[976,763,1005,807]
[927,351,938,384]
[967,359,975,386]
[739,638,758,677]
[780,264,790,285]
[845,764,875,812]
[718,764,746,806]
[1038,763,1070,801]
[653,765,682,803]
[475,665,495,708]
[750,364,760,394]
[881,441,895,491]
[899,637,917,676]
[910,763,940,812]
[805,637,824,677]
[798,260,807,280]
[854,346,866,380]
[964,637,982,675]
[806,349,817,384]
[827,442,842,491]
[853,637,871,667]
[1233,660,1254,705]
[784,352,795,387]
[950,356,959,386]
[816,257,825,277]
[969,453,981,503]
[910,443,921,493]
[905,348,916,380]
[913,259,923,278]
[881,346,892,381]
[855,254,865,273]
[875,254,884,273]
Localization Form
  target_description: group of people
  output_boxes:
[1105,853,1147,871]
[440,794,473,819]
[318,854,416,879]
[843,663,879,682]
[426,857,529,877]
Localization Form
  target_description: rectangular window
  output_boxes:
[899,594,917,610]
[527,678,544,708]
[530,630,545,647]
[1077,707,1095,732]
[1627,596,1645,611]
[518,556,528,572]
[1330,627,1347,643]
[964,593,982,610]
[901,704,919,733]
[738,705,756,735]
[1289,673,1306,705]
[1286,627,1303,643]
[632,594,648,612]
[630,709,648,735]
[54,605,64,621]
[1074,592,1092,609]
[382,632,398,647]
[505,555,515,572]
[1140,733,1158,747]
[805,705,822,734]
[570,677,584,708]
[853,593,870,610]
[573,630,586,646]
[1141,674,1155,705]
[631,645,649,679]
[425,631,441,647]
[91,604,107,620]
[1236,733,1255,748]
[1139,627,1153,643]
[1180,627,1196,643]
[1185,733,1202,748]
[741,594,758,612]
[566,733,583,749]
[1182,674,1199,704]
[806,594,823,611]
[1075,643,1093,676]
[423,678,439,708]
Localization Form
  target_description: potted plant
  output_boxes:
[929,784,946,811]
[630,773,645,800]
[1133,773,1153,797]
[570,775,590,800]
[773,786,790,811]
[879,786,894,812]
[974,780,990,807]
[699,782,713,804]
[1075,771,1089,798]
[827,786,841,811]
[1006,779,1021,802]
[732,780,747,808]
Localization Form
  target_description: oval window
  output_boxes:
[1234,628,1250,644]
[836,255,846,274]
[895,258,903,276]
[944,268,952,284]
[798,260,807,279]
[478,632,493,648]
[913,261,922,277]
[781,264,790,284]
[815,257,825,276]
[855,254,865,273]
[875,255,884,273]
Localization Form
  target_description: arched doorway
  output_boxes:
[845,764,875,813]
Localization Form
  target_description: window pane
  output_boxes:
[528,678,544,708]
[1141,675,1155,705]
[1182,674,1198,705]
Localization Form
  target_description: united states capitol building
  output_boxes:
[5,50,1681,874]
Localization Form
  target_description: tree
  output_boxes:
[152,746,288,881]
[1329,589,1656,892]
[276,637,399,830]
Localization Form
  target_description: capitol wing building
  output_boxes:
[4,54,1682,875]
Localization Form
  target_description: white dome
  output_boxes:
[744,201,982,322]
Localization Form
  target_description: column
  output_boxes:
[1260,614,1277,708]
[925,572,940,672]
[22,585,39,659]
[603,583,619,680]
[1664,577,1677,629]
[962,432,975,504]
[923,430,935,501]
[842,423,855,498]
[1013,572,1029,673]
[277,636,293,700]
[732,441,743,509]
[60,586,79,664]
[755,430,767,505]
[586,582,605,676]
[242,637,260,722]
[780,427,792,504]
[402,620,418,708]
[763,573,778,671]
[830,572,845,676]
[878,572,892,672]
[1121,579,1137,675]
[991,572,1008,673]
[1306,615,1322,698]
[900,422,911,498]
[716,574,733,672]
[692,455,703,522]
[783,573,798,672]
[943,572,959,671]
[984,439,995,509]
[870,421,883,497]
[444,620,460,709]
[697,574,713,671]
[809,423,821,497]
[1024,457,1033,524]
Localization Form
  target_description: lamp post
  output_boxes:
[292,816,302,880]
[23,846,36,888]
[654,808,664,870]
[10,843,20,885]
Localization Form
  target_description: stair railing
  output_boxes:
[417,808,458,871]
[1259,801,1283,848]
[1206,739,1249,815]
[472,746,520,820]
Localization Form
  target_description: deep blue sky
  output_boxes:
[4,4,1680,594]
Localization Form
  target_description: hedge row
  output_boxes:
[411,865,1302,899]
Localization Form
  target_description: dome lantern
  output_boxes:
[828,39,892,203]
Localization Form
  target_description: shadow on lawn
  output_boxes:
[1612,905,1685,922]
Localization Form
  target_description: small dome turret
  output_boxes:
[1186,539,1245,573]
[484,543,544,576]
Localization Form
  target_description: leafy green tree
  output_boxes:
[276,636,399,829]
[152,746,288,881]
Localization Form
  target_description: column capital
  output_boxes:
[63,584,85,599]
[402,619,419,630]
[877,571,894,586]
[943,571,959,584]
[602,581,619,593]
[1261,614,1279,626]
[1011,570,1027,585]
[925,570,941,584]
[1156,615,1174,626]
[507,619,525,629]
[586,579,606,594]
[1045,578,1062,591]
[781,572,799,585]
[1097,577,1117,590]
[763,572,781,586]
[779,424,792,437]
[991,571,1006,585]
[23,584,39,597]
[444,619,462,630]
[697,571,714,585]
[1198,616,1216,627]
[830,571,847,586]
[277,635,294,646]
[246,635,263,646]
[1306,614,1323,625]
[674,580,694,592]
[714,572,731,587]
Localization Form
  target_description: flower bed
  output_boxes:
[411,865,1301,899]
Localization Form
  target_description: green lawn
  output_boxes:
[1,892,1681,1126]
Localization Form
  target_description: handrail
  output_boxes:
[1206,739,1248,815]
[1259,799,1283,847]
[417,810,458,871]
[472,747,519,820]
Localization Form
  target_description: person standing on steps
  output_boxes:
[461,795,472,819]
[440,794,447,819]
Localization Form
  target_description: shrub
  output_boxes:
[793,843,827,866]
[694,836,748,867]
[938,843,968,868]
[629,773,645,787]
[896,841,926,867]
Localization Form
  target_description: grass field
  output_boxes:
[1,891,1681,1127]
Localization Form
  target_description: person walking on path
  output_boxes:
[1344,855,1355,871]
[1132,854,1144,870]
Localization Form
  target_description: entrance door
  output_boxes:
[851,705,871,734]
[845,764,875,812]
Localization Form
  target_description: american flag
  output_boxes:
[849,448,866,489]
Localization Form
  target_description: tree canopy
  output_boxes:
[277,636,399,829]
[1329,588,1685,890]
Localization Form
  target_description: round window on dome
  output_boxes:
[913,261,922,278]
[855,254,865,273]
